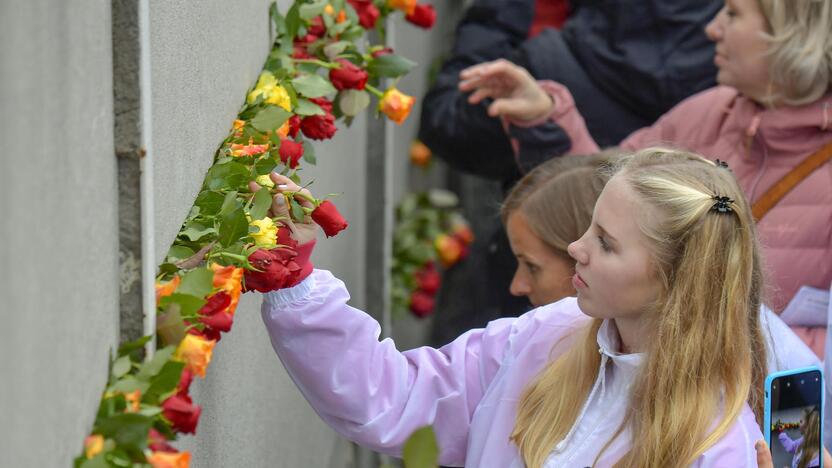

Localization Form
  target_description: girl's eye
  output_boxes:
[598,236,612,253]
[525,261,540,275]
[725,7,736,18]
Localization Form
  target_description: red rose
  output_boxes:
[311,201,349,237]
[307,16,326,38]
[148,428,177,453]
[292,43,313,59]
[347,0,380,29]
[415,263,441,294]
[279,138,305,168]
[287,115,302,139]
[277,226,298,249]
[161,393,201,434]
[197,291,233,332]
[329,59,368,91]
[371,46,394,58]
[176,368,193,396]
[309,96,333,113]
[409,290,435,318]
[405,4,436,29]
[300,106,337,140]
[243,247,302,293]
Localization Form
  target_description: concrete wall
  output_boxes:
[0,1,119,466]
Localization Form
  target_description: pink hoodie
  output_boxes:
[535,82,832,356]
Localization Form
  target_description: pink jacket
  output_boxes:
[262,270,764,467]
[539,82,832,355]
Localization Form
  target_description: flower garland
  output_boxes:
[76,1,434,466]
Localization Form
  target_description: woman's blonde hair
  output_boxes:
[798,407,821,468]
[758,0,832,105]
[501,152,616,255]
[510,148,768,467]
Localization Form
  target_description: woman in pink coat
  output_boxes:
[259,148,769,467]
[460,0,832,355]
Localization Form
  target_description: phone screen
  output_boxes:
[769,369,823,468]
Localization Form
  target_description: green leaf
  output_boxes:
[117,335,151,358]
[367,54,417,78]
[255,157,278,176]
[338,89,370,116]
[177,268,214,298]
[323,41,350,59]
[179,221,216,242]
[95,413,153,450]
[111,356,132,379]
[194,190,225,216]
[219,190,240,216]
[302,139,317,165]
[166,245,195,262]
[251,106,291,133]
[290,198,306,221]
[285,2,301,40]
[206,162,250,190]
[136,345,176,381]
[143,360,185,404]
[299,0,327,20]
[218,206,250,247]
[250,187,273,220]
[291,74,336,98]
[159,293,206,318]
[294,98,325,116]
[402,426,439,468]
[79,454,109,468]
[110,376,150,395]
[155,304,186,347]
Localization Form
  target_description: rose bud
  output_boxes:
[84,435,104,459]
[405,4,436,29]
[307,16,326,38]
[409,140,432,167]
[415,263,441,295]
[329,59,369,91]
[348,0,380,29]
[176,368,194,397]
[148,428,177,453]
[311,201,349,237]
[378,87,415,125]
[161,393,201,434]
[278,138,305,169]
[300,98,337,140]
[148,450,191,468]
[287,115,302,139]
[409,290,435,318]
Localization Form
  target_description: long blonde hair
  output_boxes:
[510,148,768,467]
[798,407,821,468]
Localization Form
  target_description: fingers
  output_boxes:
[755,440,773,468]
[268,173,315,208]
[459,59,524,93]
[824,447,832,465]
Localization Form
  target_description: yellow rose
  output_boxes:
[173,334,216,378]
[255,174,275,188]
[249,217,278,247]
[247,72,292,112]
[84,434,104,459]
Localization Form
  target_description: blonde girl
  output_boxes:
[258,148,770,467]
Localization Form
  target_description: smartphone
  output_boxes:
[765,367,824,468]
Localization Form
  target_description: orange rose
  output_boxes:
[210,263,243,315]
[84,434,104,459]
[232,119,245,137]
[124,390,141,413]
[156,276,181,306]
[230,137,269,157]
[378,87,415,125]
[148,450,191,468]
[409,140,431,167]
[452,223,474,245]
[173,334,216,378]
[434,234,464,267]
[387,0,416,15]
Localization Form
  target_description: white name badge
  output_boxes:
[780,285,830,327]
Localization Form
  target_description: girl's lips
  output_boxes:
[572,273,588,289]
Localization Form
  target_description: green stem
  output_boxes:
[293,58,338,69]
[284,190,319,206]
[365,83,384,98]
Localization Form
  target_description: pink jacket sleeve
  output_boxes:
[260,269,517,466]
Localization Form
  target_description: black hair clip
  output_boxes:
[711,195,735,214]
[714,159,730,170]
